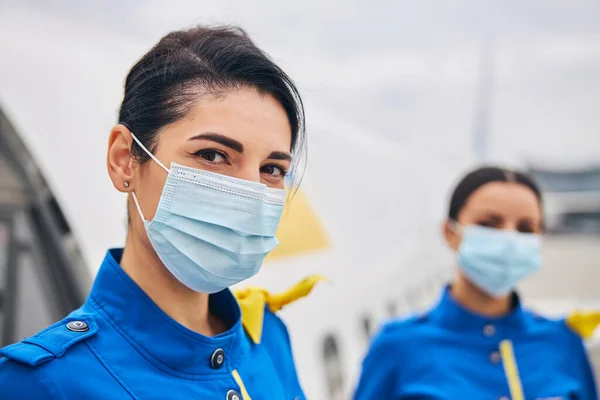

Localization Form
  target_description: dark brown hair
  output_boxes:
[448,166,543,220]
[118,25,305,178]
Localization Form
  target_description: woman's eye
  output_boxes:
[517,222,535,233]
[196,149,227,164]
[476,220,495,228]
[261,165,286,177]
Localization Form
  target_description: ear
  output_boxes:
[442,219,461,251]
[107,124,136,193]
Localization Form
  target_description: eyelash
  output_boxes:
[193,149,228,164]
[192,149,288,177]
[476,220,535,233]
[262,164,289,177]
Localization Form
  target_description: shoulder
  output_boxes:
[354,315,428,398]
[0,356,56,398]
[262,306,292,342]
[234,274,326,345]
[524,309,577,335]
[259,307,297,371]
[524,309,599,380]
[362,312,431,363]
[234,278,323,399]
[0,311,99,399]
[0,312,98,368]
[380,312,430,336]
[523,309,590,348]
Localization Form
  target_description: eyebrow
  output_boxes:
[189,133,292,161]
[189,133,244,153]
[474,209,504,217]
[267,151,293,162]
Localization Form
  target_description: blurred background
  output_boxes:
[0,0,599,398]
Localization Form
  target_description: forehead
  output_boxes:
[165,88,292,150]
[460,181,542,220]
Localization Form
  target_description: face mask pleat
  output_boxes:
[152,218,279,256]
[457,224,542,297]
[158,177,283,237]
[459,252,509,273]
[171,163,286,204]
[148,225,263,282]
[161,199,281,237]
[461,265,510,294]
[129,133,285,294]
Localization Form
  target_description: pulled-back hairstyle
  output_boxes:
[118,25,305,179]
[448,166,543,221]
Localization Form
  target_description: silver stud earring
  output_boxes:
[124,182,130,188]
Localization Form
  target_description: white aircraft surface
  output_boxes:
[1,3,599,399]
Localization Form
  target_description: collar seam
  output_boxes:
[85,340,141,399]
[88,297,233,380]
[227,332,250,371]
[432,287,526,330]
[104,256,237,345]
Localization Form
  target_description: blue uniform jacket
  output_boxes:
[0,249,306,399]
[354,287,598,400]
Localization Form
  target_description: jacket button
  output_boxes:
[489,351,501,364]
[226,390,241,400]
[66,321,89,332]
[210,348,225,369]
[483,324,496,337]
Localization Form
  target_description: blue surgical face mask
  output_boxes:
[453,223,542,297]
[130,133,286,293]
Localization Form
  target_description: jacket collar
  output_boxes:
[87,249,249,377]
[428,285,526,332]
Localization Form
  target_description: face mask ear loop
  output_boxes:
[130,133,170,173]
[129,132,169,223]
[131,192,146,223]
[449,219,463,235]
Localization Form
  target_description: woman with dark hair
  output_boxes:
[354,166,597,400]
[0,26,316,399]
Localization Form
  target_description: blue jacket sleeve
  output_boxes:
[262,309,306,400]
[353,324,400,400]
[0,358,64,399]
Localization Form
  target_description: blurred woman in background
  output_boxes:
[354,166,597,400]
[0,25,315,399]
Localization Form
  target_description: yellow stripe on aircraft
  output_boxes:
[266,188,329,261]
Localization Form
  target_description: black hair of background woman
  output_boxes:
[448,166,543,221]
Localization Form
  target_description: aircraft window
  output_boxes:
[404,288,418,310]
[386,301,398,318]
[360,314,373,340]
[322,333,345,400]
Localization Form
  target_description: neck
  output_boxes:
[450,274,513,317]
[120,233,226,336]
